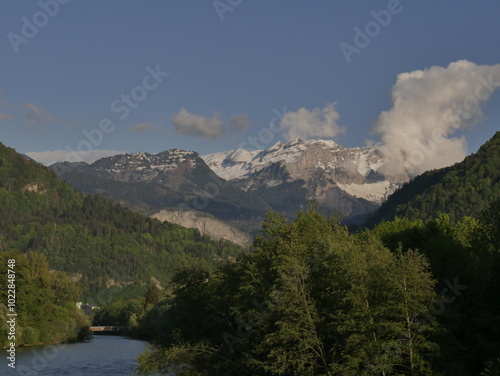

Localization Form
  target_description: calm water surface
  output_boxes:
[3,335,155,375]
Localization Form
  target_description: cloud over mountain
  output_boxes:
[171,108,225,139]
[373,60,500,177]
[279,102,345,142]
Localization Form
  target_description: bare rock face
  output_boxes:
[152,209,252,248]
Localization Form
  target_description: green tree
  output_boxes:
[137,210,439,375]
[145,284,161,306]
[0,251,90,347]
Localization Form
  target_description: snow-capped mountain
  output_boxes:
[86,149,201,186]
[50,140,407,228]
[203,139,405,222]
[50,149,271,221]
[203,138,402,204]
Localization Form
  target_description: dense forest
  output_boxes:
[126,206,499,376]
[367,131,499,226]
[0,142,244,304]
[0,251,91,347]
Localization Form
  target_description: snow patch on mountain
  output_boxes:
[83,149,203,186]
[203,138,382,181]
[336,181,395,204]
[202,138,404,205]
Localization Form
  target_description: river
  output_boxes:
[3,335,155,375]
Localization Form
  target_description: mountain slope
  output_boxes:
[0,142,244,302]
[203,139,404,222]
[51,150,272,221]
[366,131,500,225]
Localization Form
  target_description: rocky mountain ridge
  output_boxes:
[50,149,272,221]
[50,138,409,227]
[89,149,199,185]
[203,138,403,204]
[203,138,405,221]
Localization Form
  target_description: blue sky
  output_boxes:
[1,0,499,169]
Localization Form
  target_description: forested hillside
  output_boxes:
[0,142,244,302]
[135,206,500,376]
[366,131,500,226]
[0,251,90,347]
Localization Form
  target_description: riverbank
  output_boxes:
[2,335,150,375]
[1,326,93,349]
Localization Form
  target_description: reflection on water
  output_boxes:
[3,335,151,375]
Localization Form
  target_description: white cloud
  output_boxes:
[373,60,500,177]
[230,113,251,131]
[0,94,14,122]
[26,149,125,166]
[24,103,56,127]
[129,122,155,132]
[280,102,345,141]
[171,108,225,139]
[0,112,13,122]
[171,109,252,139]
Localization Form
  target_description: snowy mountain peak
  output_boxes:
[308,138,342,149]
[268,138,341,152]
[131,151,150,159]
[268,140,284,151]
[202,138,403,205]
[87,148,202,184]
[285,138,305,146]
[203,138,378,180]
[227,148,260,162]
